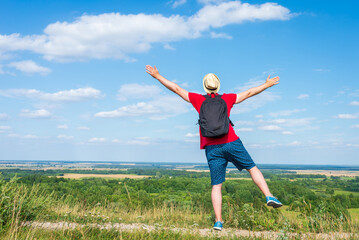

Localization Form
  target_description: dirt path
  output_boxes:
[57,173,151,179]
[22,221,357,239]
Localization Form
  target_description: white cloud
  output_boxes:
[336,114,357,119]
[281,131,293,135]
[57,134,74,140]
[57,124,68,129]
[0,113,9,120]
[197,0,226,4]
[0,126,11,133]
[247,143,261,148]
[297,94,309,100]
[350,101,359,106]
[232,79,281,113]
[33,103,61,110]
[0,64,4,74]
[234,120,255,126]
[77,126,90,130]
[237,127,253,132]
[313,68,330,72]
[88,137,107,142]
[126,140,150,145]
[266,118,314,127]
[0,2,292,61]
[287,140,301,146]
[95,95,188,119]
[185,132,200,137]
[8,133,20,138]
[122,137,152,145]
[175,125,191,130]
[172,0,187,8]
[189,2,291,31]
[346,143,359,148]
[95,102,157,118]
[236,118,314,131]
[117,84,162,101]
[163,43,176,50]
[258,125,282,131]
[0,87,103,102]
[8,60,51,75]
[181,82,189,87]
[210,32,232,39]
[7,133,44,139]
[269,109,305,117]
[351,124,359,129]
[20,109,52,119]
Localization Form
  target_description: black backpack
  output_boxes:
[198,94,234,138]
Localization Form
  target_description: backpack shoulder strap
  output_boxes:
[203,93,222,99]
[203,94,211,99]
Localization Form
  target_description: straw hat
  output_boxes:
[203,73,220,94]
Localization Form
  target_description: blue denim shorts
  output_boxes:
[205,138,256,185]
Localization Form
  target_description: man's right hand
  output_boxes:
[265,74,280,87]
[146,65,160,79]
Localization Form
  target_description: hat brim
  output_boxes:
[203,86,219,93]
[203,83,220,94]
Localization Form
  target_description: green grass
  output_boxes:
[340,176,357,180]
[334,190,359,196]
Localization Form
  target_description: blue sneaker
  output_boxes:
[266,196,282,208]
[213,221,223,231]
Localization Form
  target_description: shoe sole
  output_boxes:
[267,200,282,208]
[213,227,222,231]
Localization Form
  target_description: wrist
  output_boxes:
[264,82,272,88]
[151,74,159,79]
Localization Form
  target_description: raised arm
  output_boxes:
[235,75,279,104]
[146,65,190,102]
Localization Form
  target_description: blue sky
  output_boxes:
[0,0,358,165]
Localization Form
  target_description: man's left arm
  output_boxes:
[235,75,279,104]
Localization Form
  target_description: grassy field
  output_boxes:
[1,164,359,239]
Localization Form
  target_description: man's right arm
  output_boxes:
[146,65,190,102]
[235,75,279,104]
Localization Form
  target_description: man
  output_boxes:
[145,65,282,231]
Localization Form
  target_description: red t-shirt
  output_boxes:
[189,92,239,149]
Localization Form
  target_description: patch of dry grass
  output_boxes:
[287,170,359,177]
[50,203,209,228]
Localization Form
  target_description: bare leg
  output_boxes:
[247,166,272,197]
[211,183,223,222]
